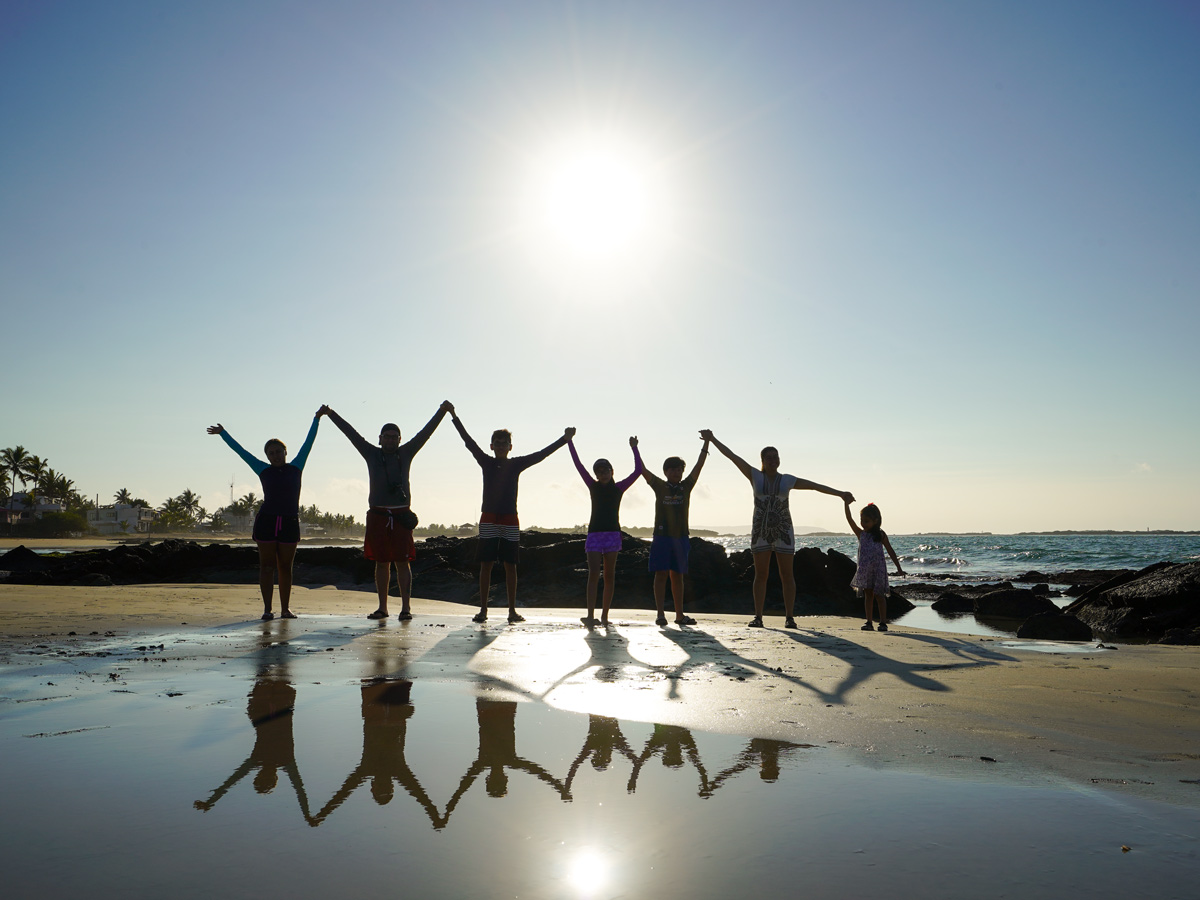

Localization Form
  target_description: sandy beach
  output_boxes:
[2,582,1197,806]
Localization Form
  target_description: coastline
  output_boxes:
[2,582,1197,807]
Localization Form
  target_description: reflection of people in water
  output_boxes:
[626,723,709,794]
[564,715,639,793]
[194,674,314,823]
[701,738,805,798]
[445,699,569,814]
[312,679,446,829]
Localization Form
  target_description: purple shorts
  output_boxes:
[585,531,623,554]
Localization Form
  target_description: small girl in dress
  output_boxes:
[844,500,906,631]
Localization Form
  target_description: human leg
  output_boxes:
[276,543,297,617]
[776,551,797,626]
[585,551,602,623]
[476,561,494,620]
[396,560,412,619]
[751,550,772,624]
[668,571,691,623]
[257,543,277,618]
[861,589,876,630]
[877,592,888,629]
[503,562,520,621]
[653,571,668,625]
[600,551,617,625]
[372,562,392,618]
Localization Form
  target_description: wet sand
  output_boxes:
[2,583,1197,806]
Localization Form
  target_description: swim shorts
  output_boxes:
[253,513,301,544]
[364,508,417,562]
[478,515,520,563]
[648,535,690,573]
[584,531,623,554]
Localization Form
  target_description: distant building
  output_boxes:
[87,504,155,534]
[3,492,66,525]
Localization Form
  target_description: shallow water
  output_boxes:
[2,648,1197,899]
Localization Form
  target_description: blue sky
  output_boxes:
[3,1,1198,533]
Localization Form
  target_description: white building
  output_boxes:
[3,492,66,525]
[87,504,155,534]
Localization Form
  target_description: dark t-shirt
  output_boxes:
[646,472,697,539]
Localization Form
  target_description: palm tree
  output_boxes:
[24,455,47,493]
[238,492,260,514]
[177,489,202,525]
[114,488,133,506]
[1,446,30,534]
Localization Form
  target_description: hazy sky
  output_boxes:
[3,1,1198,533]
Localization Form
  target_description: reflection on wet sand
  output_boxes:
[196,677,807,830]
[194,626,314,823]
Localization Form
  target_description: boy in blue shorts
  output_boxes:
[641,435,710,626]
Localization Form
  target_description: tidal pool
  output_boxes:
[1,631,1197,899]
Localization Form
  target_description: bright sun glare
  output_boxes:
[524,135,664,263]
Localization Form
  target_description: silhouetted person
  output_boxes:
[312,679,446,828]
[565,715,639,793]
[207,408,324,619]
[445,699,569,816]
[320,401,453,620]
[194,675,314,824]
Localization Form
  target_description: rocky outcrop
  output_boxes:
[1015,612,1093,641]
[1063,561,1200,643]
[973,589,1059,619]
[1,536,912,619]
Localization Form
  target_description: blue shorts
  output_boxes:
[648,536,689,574]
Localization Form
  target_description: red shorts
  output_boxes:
[363,508,416,563]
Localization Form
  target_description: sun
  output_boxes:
[523,134,665,263]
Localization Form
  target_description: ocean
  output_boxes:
[709,532,1200,583]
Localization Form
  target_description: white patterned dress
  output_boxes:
[750,470,797,552]
[851,532,889,596]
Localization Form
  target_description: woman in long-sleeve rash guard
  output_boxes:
[208,409,324,619]
[569,436,643,628]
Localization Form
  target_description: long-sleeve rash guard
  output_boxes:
[569,441,644,533]
[453,417,568,518]
[328,408,446,508]
[219,416,319,517]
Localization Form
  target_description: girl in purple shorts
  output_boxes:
[569,435,644,627]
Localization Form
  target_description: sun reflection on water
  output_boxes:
[565,847,610,896]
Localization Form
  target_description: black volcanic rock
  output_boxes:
[1063,561,1200,643]
[973,589,1059,619]
[1016,612,1093,641]
[5,535,915,619]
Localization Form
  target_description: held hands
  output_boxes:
[699,429,714,442]
[207,424,224,435]
[440,400,455,415]
[316,404,332,418]
[841,491,855,504]
[565,427,577,439]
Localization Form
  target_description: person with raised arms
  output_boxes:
[700,430,854,629]
[640,435,710,626]
[448,403,575,624]
[568,435,643,628]
[319,401,453,621]
[208,408,324,620]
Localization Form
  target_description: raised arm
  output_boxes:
[567,439,595,486]
[791,478,854,504]
[616,437,644,491]
[290,413,322,471]
[685,437,711,487]
[517,427,576,470]
[402,400,453,455]
[843,499,862,538]
[320,406,374,457]
[208,424,268,475]
[700,430,753,481]
[450,411,490,465]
